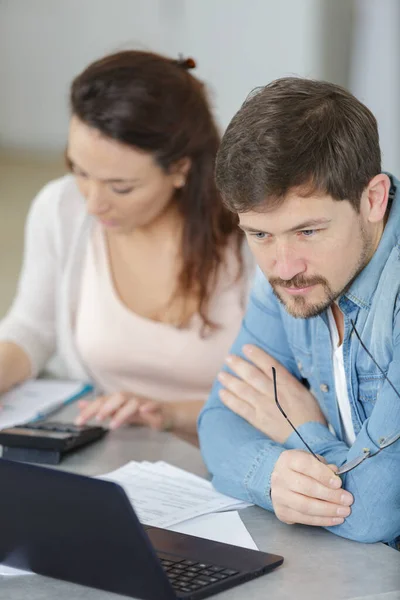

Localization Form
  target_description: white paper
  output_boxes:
[140,461,212,487]
[138,461,250,513]
[0,379,86,429]
[169,511,258,550]
[0,565,31,577]
[98,460,251,528]
[144,462,250,513]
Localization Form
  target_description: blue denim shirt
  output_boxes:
[199,175,400,545]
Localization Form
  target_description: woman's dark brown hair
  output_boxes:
[70,50,243,333]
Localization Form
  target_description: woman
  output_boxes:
[0,51,250,442]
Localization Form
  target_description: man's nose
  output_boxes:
[273,242,306,281]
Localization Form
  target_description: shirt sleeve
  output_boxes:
[198,268,302,510]
[0,180,61,376]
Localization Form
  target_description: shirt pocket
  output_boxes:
[357,372,386,405]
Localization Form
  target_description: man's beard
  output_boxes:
[269,225,373,319]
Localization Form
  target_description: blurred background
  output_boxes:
[0,0,399,316]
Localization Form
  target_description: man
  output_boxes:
[198,77,400,546]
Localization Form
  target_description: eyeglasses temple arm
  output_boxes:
[350,320,400,402]
[272,366,324,464]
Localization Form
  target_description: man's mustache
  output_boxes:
[269,275,328,289]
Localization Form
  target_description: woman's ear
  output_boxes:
[171,157,192,188]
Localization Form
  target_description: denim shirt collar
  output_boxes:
[338,174,400,315]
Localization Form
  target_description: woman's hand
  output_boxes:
[217,344,327,444]
[75,392,173,430]
[75,392,204,436]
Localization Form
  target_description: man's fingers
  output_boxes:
[218,371,264,407]
[326,463,340,473]
[271,451,354,528]
[242,345,279,377]
[218,388,255,423]
[274,463,353,505]
[275,505,346,527]
[272,484,352,518]
[289,472,353,505]
[225,355,272,395]
[287,451,343,490]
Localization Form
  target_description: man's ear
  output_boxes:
[363,173,391,224]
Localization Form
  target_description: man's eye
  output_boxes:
[300,229,317,237]
[251,232,267,240]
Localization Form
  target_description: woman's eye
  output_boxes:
[73,169,88,178]
[112,187,134,195]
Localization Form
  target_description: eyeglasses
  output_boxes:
[272,320,400,476]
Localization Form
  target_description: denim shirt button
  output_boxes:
[297,361,302,371]
[320,383,329,393]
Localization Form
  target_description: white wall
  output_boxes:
[178,0,323,130]
[349,0,400,175]
[0,0,325,152]
[0,0,181,151]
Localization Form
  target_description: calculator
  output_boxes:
[0,421,107,464]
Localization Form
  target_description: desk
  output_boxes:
[1,405,399,600]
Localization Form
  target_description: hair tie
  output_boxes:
[175,54,196,70]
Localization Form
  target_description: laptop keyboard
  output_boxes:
[159,555,239,595]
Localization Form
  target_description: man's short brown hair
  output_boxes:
[216,77,381,213]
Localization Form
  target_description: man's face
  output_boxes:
[239,190,377,318]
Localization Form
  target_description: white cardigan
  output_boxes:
[0,176,93,380]
[0,176,253,384]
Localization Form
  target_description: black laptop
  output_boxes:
[0,459,283,599]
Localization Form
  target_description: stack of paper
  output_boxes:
[98,460,251,528]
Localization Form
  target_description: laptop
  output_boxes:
[0,458,283,600]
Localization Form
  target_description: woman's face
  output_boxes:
[67,116,188,233]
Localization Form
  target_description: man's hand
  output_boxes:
[271,450,353,527]
[217,344,326,443]
[74,392,174,431]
